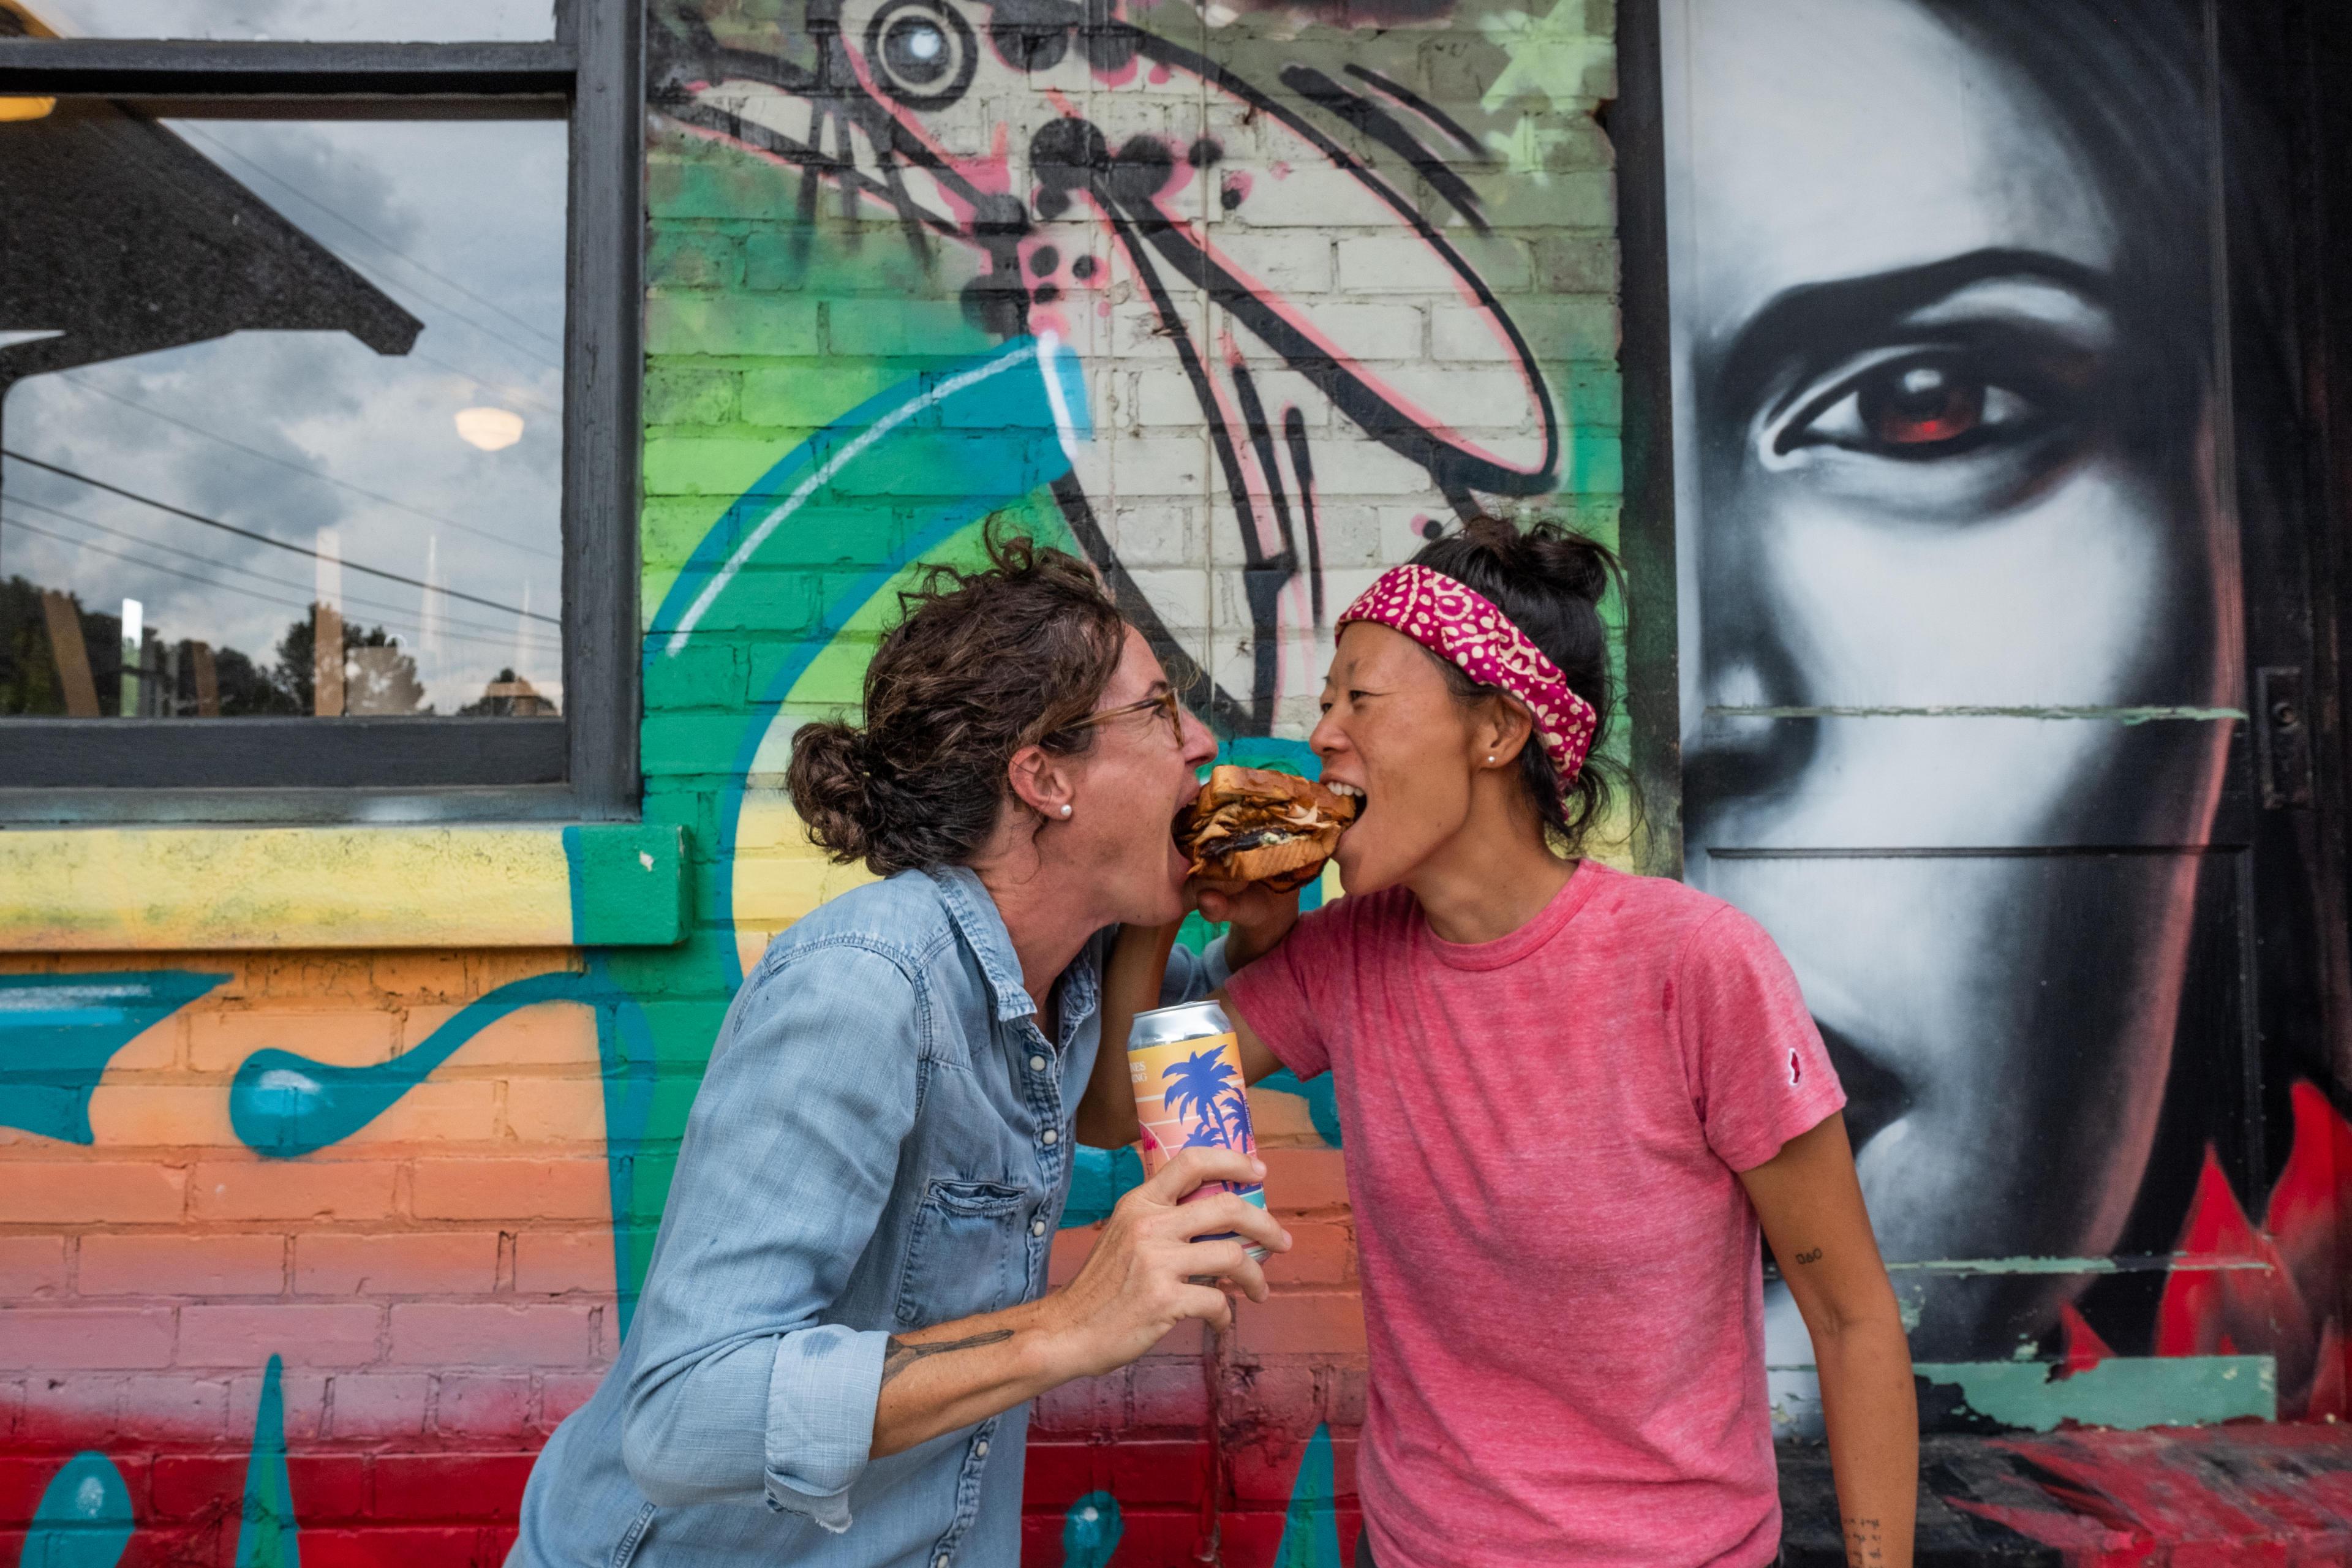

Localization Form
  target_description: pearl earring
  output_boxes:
[1058,804,1072,818]
[1486,755,1496,764]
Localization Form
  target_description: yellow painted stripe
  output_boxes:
[0,827,578,951]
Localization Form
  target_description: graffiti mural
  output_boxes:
[19,0,2338,1559]
[1660,0,2348,1428]
[649,0,1602,736]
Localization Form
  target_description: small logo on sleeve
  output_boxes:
[1789,1049,1803,1087]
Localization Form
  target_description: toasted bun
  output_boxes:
[1216,835,1330,883]
[1194,764,1354,819]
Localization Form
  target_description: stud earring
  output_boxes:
[1486,755,1496,765]
[1058,804,1072,818]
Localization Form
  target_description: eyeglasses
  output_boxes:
[1069,687,1186,749]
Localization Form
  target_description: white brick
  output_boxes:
[1108,433,1212,497]
[1109,505,1204,567]
[1124,568,1213,631]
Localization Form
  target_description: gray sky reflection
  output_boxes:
[1,116,567,715]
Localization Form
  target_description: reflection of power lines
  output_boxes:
[58,371,560,563]
[177,123,564,374]
[1,492,560,649]
[412,350,560,417]
[0,510,558,658]
[1,450,559,625]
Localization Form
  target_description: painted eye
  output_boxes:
[864,0,976,109]
[1777,353,2041,461]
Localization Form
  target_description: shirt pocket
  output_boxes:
[894,1178,1030,1327]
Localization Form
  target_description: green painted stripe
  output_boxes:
[1907,1355,2276,1431]
[1881,1256,2277,1277]
[1709,705,2247,723]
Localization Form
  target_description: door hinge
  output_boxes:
[2258,665,2314,809]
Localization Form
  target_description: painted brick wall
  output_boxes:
[632,0,1623,1555]
[0,949,616,1564]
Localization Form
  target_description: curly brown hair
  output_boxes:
[786,527,1126,876]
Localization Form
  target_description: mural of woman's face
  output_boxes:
[1670,0,2237,1357]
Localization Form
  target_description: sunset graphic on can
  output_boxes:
[1128,1023,1269,1259]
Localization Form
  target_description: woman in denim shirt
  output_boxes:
[512,536,1293,1567]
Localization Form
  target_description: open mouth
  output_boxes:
[1324,780,1365,826]
[1817,1021,1913,1156]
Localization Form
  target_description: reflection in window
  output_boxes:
[0,103,565,722]
[4,0,557,42]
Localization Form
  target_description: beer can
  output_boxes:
[1126,998,1269,1261]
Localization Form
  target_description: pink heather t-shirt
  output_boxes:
[1225,861,1844,1568]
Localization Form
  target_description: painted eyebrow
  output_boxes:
[1711,247,2111,426]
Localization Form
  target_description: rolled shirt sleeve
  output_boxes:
[619,941,925,1532]
[764,1327,892,1527]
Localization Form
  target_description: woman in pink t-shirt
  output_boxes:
[1082,519,1918,1568]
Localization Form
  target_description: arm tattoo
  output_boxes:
[880,1330,1014,1387]
[1843,1514,1886,1567]
[1794,1247,1824,1265]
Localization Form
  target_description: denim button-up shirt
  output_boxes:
[512,865,1226,1568]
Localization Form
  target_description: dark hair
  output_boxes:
[1408,514,1621,857]
[786,528,1125,875]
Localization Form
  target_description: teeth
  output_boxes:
[1325,782,1363,798]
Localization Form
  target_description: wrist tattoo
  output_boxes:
[881,1330,1013,1387]
[1842,1514,1886,1567]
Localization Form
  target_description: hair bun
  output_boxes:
[1458,514,1612,609]
[786,718,879,865]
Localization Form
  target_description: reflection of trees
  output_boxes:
[459,666,557,717]
[0,573,295,715]
[273,611,426,715]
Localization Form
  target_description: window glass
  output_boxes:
[4,0,558,42]
[0,107,565,720]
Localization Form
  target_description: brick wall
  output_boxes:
[0,950,616,1563]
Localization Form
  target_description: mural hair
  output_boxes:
[786,523,1126,876]
[1408,514,1622,859]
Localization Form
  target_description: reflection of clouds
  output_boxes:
[29,0,555,42]
[1,118,565,713]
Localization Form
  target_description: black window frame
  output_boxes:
[0,1,642,823]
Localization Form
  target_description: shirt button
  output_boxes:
[1028,1054,1047,1072]
[1030,1218,1046,1236]
[974,1440,990,1458]
[1041,1128,1058,1145]
[936,1556,950,1568]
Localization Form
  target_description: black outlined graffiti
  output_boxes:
[650,0,1558,733]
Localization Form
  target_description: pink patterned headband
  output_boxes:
[1338,564,1599,784]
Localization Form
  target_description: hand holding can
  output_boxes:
[1126,998,1270,1261]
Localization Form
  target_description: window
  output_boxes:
[0,0,638,817]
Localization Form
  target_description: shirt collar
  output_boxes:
[929,864,1042,1023]
[926,865,1104,1041]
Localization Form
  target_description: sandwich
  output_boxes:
[1174,766,1362,891]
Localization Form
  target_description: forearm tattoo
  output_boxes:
[1844,1515,1886,1567]
[880,1330,1013,1387]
